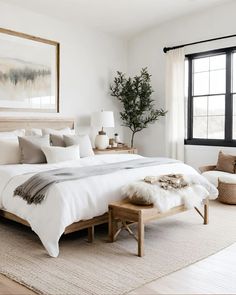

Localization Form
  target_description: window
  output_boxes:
[185,47,236,146]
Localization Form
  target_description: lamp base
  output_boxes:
[95,133,109,150]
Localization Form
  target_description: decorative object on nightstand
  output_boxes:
[93,146,137,155]
[114,133,121,144]
[91,111,114,150]
[110,68,167,147]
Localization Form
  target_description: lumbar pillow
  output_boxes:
[216,151,236,174]
[63,135,94,157]
[42,145,80,163]
[0,138,21,164]
[18,135,50,164]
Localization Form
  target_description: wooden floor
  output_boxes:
[1,243,236,295]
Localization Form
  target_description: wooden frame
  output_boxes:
[0,27,60,113]
[109,198,209,257]
[0,116,74,131]
[0,209,107,243]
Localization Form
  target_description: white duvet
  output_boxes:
[0,154,218,257]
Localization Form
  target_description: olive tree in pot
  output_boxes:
[110,68,167,148]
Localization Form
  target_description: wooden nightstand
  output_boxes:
[93,147,137,155]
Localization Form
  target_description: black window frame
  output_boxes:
[185,46,236,147]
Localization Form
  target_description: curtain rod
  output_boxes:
[163,33,236,53]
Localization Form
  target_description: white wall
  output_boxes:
[127,0,236,166]
[0,1,127,140]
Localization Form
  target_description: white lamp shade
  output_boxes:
[91,111,114,128]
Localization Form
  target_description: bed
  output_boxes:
[0,117,218,257]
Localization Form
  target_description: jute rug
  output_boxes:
[0,201,235,295]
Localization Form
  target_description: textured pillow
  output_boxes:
[18,135,50,164]
[216,151,236,173]
[0,129,25,138]
[64,135,94,157]
[0,138,21,164]
[41,145,80,163]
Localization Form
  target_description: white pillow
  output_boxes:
[0,129,25,138]
[0,138,21,164]
[42,145,80,163]
[63,134,94,157]
[42,128,75,136]
[25,128,42,136]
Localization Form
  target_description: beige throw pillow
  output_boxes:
[0,138,21,164]
[63,135,94,157]
[18,136,50,164]
[216,151,236,174]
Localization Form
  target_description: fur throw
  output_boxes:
[122,174,217,212]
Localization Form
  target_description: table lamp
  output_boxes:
[91,111,114,150]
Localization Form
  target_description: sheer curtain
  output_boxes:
[165,48,185,161]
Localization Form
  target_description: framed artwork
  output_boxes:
[0,28,59,112]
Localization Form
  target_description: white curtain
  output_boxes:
[165,48,185,161]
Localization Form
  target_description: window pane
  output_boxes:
[210,55,226,70]
[208,95,225,115]
[193,72,209,95]
[194,57,209,72]
[209,69,225,94]
[193,116,207,138]
[193,96,207,116]
[208,116,224,139]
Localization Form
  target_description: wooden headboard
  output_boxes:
[0,117,75,132]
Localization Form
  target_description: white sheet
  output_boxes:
[0,154,218,257]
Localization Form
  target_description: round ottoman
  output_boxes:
[218,179,236,205]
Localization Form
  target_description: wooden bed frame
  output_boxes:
[0,117,209,246]
[0,117,109,242]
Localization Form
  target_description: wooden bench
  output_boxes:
[108,198,209,257]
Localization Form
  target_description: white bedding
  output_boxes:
[0,154,218,257]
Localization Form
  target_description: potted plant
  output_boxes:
[110,68,167,148]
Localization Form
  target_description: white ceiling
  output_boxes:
[0,0,231,37]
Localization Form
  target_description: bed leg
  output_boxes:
[204,199,209,225]
[108,206,114,242]
[88,226,94,243]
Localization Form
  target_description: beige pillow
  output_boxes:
[50,134,65,147]
[63,135,94,157]
[216,151,236,174]
[0,138,21,164]
[18,136,50,164]
[41,145,80,163]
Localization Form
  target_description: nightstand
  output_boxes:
[93,147,138,155]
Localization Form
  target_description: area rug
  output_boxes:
[0,201,235,295]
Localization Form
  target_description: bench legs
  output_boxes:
[138,213,144,257]
[204,199,209,225]
[194,198,209,225]
[88,226,94,243]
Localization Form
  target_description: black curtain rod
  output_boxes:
[163,33,236,53]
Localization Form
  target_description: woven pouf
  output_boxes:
[218,179,236,205]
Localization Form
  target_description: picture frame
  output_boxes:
[0,28,60,113]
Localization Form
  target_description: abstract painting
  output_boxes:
[0,28,59,112]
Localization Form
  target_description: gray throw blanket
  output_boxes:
[14,157,179,204]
